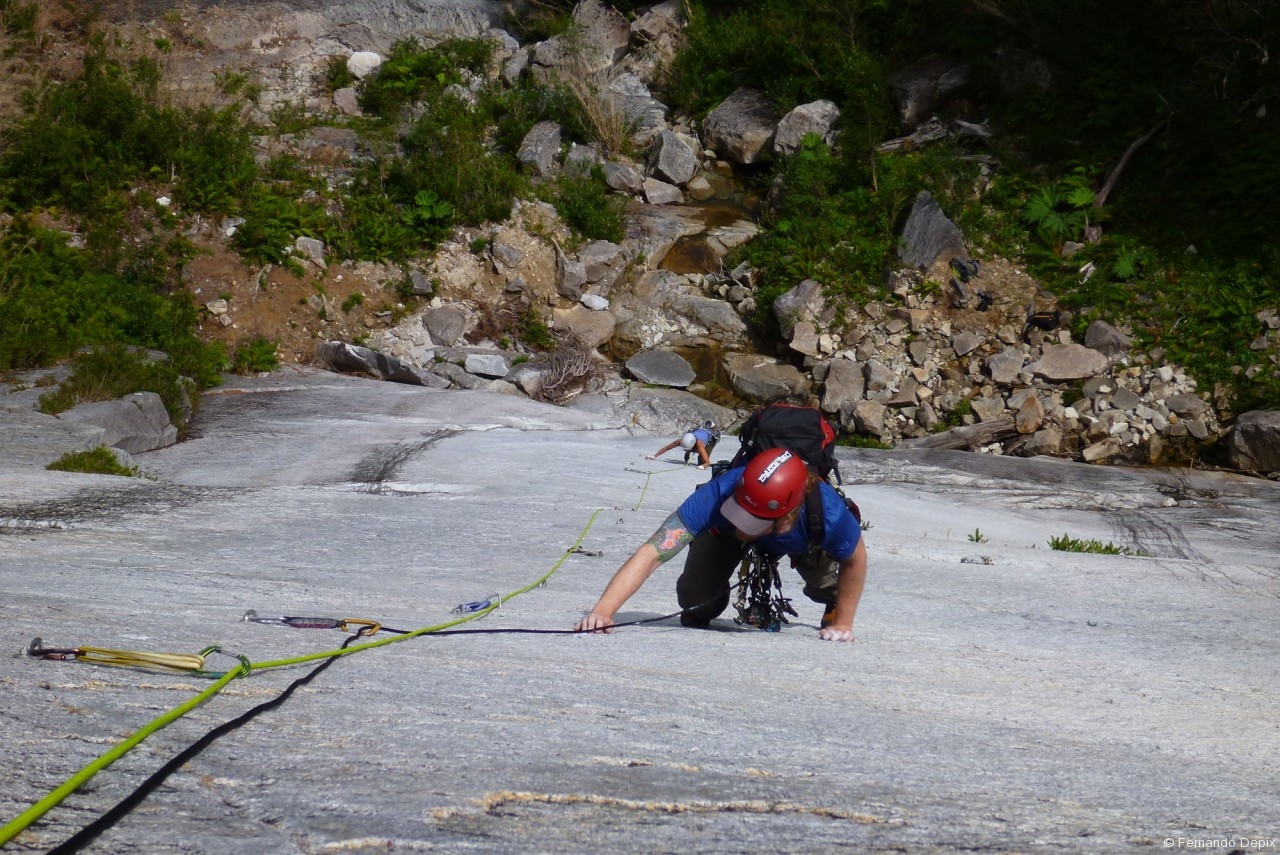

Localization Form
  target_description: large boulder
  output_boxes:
[648,129,698,186]
[517,120,562,175]
[773,99,840,156]
[721,352,812,403]
[898,190,967,275]
[702,88,779,165]
[1084,319,1132,358]
[625,349,695,387]
[1229,410,1280,474]
[57,392,177,454]
[530,0,631,81]
[773,278,826,340]
[889,54,969,132]
[1026,344,1109,381]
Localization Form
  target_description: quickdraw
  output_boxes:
[24,638,250,678]
[732,546,797,632]
[241,609,381,635]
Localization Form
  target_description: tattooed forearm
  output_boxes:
[646,511,694,562]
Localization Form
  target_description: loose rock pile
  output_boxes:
[18,0,1279,477]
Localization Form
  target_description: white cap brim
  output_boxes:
[720,496,773,536]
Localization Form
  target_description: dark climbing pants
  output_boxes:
[675,529,840,623]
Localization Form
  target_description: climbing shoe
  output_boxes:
[680,610,711,629]
[820,606,836,629]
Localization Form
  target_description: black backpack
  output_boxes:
[718,404,861,547]
[727,403,840,484]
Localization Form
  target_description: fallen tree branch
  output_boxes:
[1093,117,1171,210]
[899,416,1017,451]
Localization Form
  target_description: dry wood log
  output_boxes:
[899,416,1017,450]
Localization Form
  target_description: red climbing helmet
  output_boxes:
[720,448,808,535]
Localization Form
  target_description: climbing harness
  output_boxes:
[732,545,798,632]
[242,609,382,635]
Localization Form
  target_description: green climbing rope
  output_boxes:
[0,508,607,846]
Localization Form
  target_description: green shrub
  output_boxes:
[490,81,577,155]
[1021,169,1099,249]
[1048,534,1147,556]
[231,336,280,374]
[940,397,973,430]
[390,94,526,226]
[664,0,899,121]
[0,225,223,387]
[322,55,355,93]
[46,446,140,477]
[0,39,258,219]
[357,38,493,120]
[2,1,40,38]
[232,189,328,264]
[329,183,418,262]
[401,190,455,245]
[37,344,195,431]
[548,169,625,243]
[517,307,556,351]
[838,433,891,450]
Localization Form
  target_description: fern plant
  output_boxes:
[402,190,454,244]
[1022,181,1097,246]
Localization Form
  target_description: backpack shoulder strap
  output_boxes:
[803,484,824,552]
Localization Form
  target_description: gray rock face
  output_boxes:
[315,340,448,387]
[607,74,670,149]
[2,370,1278,855]
[986,347,1026,384]
[314,339,380,375]
[531,0,630,79]
[773,278,825,340]
[951,330,984,358]
[1,409,107,468]
[552,303,616,349]
[464,353,510,378]
[1229,410,1280,474]
[625,349,696,387]
[612,384,734,437]
[666,294,748,343]
[642,177,683,205]
[1165,392,1210,419]
[603,161,645,195]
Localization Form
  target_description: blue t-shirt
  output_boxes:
[675,466,861,561]
[688,427,712,445]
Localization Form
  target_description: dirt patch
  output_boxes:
[182,232,410,367]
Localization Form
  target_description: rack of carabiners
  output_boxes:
[732,545,798,632]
